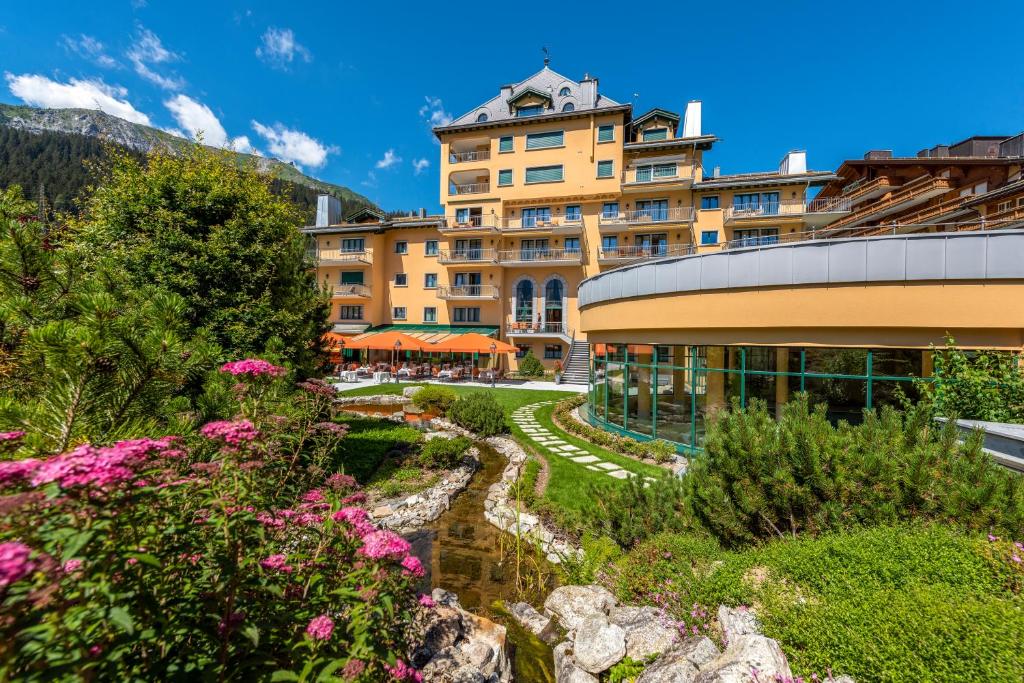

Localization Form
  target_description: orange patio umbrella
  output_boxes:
[343,331,432,352]
[428,333,517,354]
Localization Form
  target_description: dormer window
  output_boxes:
[516,105,545,118]
[561,102,575,112]
[559,86,571,96]
[642,127,669,142]
[476,112,489,122]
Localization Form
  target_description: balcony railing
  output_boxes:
[436,284,500,300]
[501,216,584,231]
[826,175,955,232]
[314,248,372,265]
[806,197,853,214]
[599,206,696,226]
[724,200,813,222]
[449,149,491,164]
[332,284,372,298]
[439,214,499,232]
[437,248,500,264]
[621,165,695,185]
[506,322,569,337]
[498,248,584,265]
[598,244,695,261]
[449,182,490,196]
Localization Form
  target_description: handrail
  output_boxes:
[450,182,490,195]
[332,284,371,297]
[438,248,500,263]
[498,248,583,263]
[599,244,695,260]
[449,149,491,163]
[315,248,373,263]
[437,284,500,299]
[501,216,585,230]
[506,322,569,335]
[441,214,499,230]
[599,206,696,225]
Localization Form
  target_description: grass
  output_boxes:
[610,525,1024,682]
[336,382,573,414]
[333,415,422,482]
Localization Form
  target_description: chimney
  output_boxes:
[713,165,721,178]
[499,83,513,115]
[580,74,598,109]
[864,150,893,160]
[682,100,702,137]
[779,150,806,175]
[315,194,341,227]
[419,208,427,218]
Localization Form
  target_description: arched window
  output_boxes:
[476,112,488,122]
[559,87,571,96]
[545,279,564,327]
[515,280,534,323]
[561,102,575,112]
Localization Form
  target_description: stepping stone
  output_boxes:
[586,465,602,471]
[595,462,619,471]
[607,470,630,479]
[569,455,600,464]
[561,446,585,453]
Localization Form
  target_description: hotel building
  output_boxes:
[303,65,843,382]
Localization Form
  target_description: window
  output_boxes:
[424,273,438,288]
[515,345,530,359]
[340,271,364,285]
[499,136,513,153]
[565,205,581,222]
[997,200,1012,212]
[395,273,407,286]
[701,230,719,245]
[515,280,533,322]
[559,86,571,96]
[733,192,779,214]
[516,104,545,117]
[561,102,575,112]
[635,163,676,182]
[734,227,780,247]
[597,160,614,178]
[564,237,580,254]
[636,199,668,221]
[392,307,407,320]
[601,235,618,250]
[394,241,408,254]
[545,344,562,359]
[597,125,614,143]
[526,130,564,149]
[423,307,437,323]
[700,195,720,210]
[521,238,549,259]
[453,307,481,323]
[498,169,513,186]
[602,202,620,219]
[341,238,365,252]
[339,305,363,320]
[425,240,438,256]
[525,165,564,184]
[642,127,669,142]
[476,112,488,122]
[521,207,551,228]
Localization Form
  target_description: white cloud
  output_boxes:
[251,121,336,169]
[231,135,257,155]
[164,94,228,146]
[375,149,401,169]
[412,158,430,175]
[256,27,312,69]
[127,26,184,90]
[5,72,151,125]
[419,96,452,128]
[61,34,119,69]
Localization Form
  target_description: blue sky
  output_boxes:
[1,1,1022,212]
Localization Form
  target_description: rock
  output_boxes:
[573,616,627,674]
[416,589,511,682]
[371,505,393,518]
[543,585,617,632]
[403,386,423,398]
[694,634,791,683]
[553,641,599,683]
[509,601,558,643]
[637,655,698,683]
[677,636,721,669]
[717,606,761,641]
[610,605,677,660]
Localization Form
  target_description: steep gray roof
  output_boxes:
[448,67,621,127]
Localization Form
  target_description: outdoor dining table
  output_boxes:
[436,370,453,381]
[397,368,412,379]
[373,371,391,383]
[340,370,359,383]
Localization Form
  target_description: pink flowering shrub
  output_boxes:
[220,359,287,378]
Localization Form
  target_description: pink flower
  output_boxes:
[0,459,41,487]
[385,659,422,682]
[358,530,411,560]
[199,420,259,452]
[88,645,102,657]
[260,554,293,573]
[24,437,176,491]
[302,489,326,503]
[62,559,83,573]
[342,659,365,679]
[220,359,286,378]
[418,594,436,608]
[332,506,369,524]
[402,554,425,577]
[0,431,25,442]
[326,473,357,491]
[306,614,334,641]
[256,511,286,529]
[1013,554,1022,564]
[314,421,347,435]
[0,542,35,586]
[988,534,1000,542]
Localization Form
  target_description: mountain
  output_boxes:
[0,103,375,217]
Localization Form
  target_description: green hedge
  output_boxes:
[417,435,472,468]
[411,385,458,415]
[448,392,508,436]
[553,395,676,463]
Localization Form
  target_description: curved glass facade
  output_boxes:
[588,344,930,451]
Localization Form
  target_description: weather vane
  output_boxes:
[542,46,550,67]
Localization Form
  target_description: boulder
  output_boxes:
[403,386,423,398]
[717,606,761,641]
[636,637,719,683]
[573,616,626,674]
[610,605,677,660]
[543,585,617,632]
[553,641,599,683]
[676,636,721,669]
[509,601,558,643]
[694,634,791,683]
[415,589,511,682]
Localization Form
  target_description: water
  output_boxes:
[339,403,439,428]
[406,442,559,683]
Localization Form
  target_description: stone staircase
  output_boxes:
[559,339,590,385]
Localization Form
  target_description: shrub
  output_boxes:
[508,457,542,509]
[418,435,472,468]
[559,532,623,584]
[552,396,677,465]
[517,351,545,378]
[584,475,694,549]
[448,392,508,436]
[917,336,1024,423]
[412,384,458,415]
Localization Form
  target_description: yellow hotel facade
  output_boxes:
[303,66,845,382]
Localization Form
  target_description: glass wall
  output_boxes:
[588,344,934,452]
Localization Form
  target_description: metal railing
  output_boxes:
[622,165,695,184]
[315,248,372,264]
[598,244,695,261]
[501,215,584,230]
[437,248,500,264]
[436,284,500,299]
[331,284,372,298]
[724,200,808,221]
[449,149,491,163]
[449,182,490,195]
[506,321,569,336]
[440,214,498,231]
[599,206,696,225]
[806,197,853,213]
[498,248,584,264]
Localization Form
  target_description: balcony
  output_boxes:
[501,216,584,235]
[725,200,813,223]
[826,175,955,232]
[437,248,500,265]
[436,284,500,300]
[620,164,695,192]
[498,248,584,266]
[438,214,499,234]
[314,248,372,265]
[449,149,490,164]
[331,283,372,298]
[450,182,489,196]
[506,322,570,341]
[599,206,695,229]
[839,176,897,205]
[597,244,695,264]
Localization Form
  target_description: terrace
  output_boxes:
[497,248,583,266]
[598,206,695,230]
[436,284,501,300]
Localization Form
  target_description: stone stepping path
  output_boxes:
[510,401,637,481]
